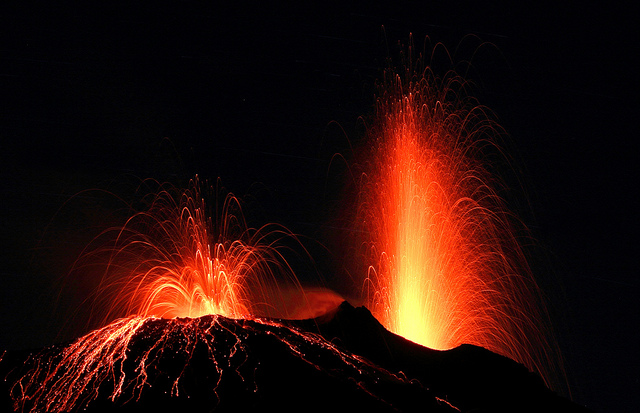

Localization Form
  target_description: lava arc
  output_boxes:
[76,178,308,326]
[356,61,557,387]
[8,178,331,413]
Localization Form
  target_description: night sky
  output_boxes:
[1,3,637,412]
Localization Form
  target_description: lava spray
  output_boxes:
[355,48,560,389]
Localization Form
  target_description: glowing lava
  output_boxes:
[5,53,562,412]
[11,314,436,413]
[9,178,350,413]
[357,63,556,385]
[76,177,307,325]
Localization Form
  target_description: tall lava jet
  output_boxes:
[0,46,580,413]
[354,53,560,389]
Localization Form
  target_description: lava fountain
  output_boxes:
[9,177,345,413]
[74,177,312,325]
[357,60,557,386]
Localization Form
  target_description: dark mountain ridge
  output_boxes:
[1,301,591,412]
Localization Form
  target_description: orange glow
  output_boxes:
[358,65,555,384]
[78,177,307,324]
[12,317,147,412]
[12,313,404,413]
[10,179,350,413]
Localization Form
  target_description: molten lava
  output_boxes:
[12,314,433,413]
[9,178,347,413]
[357,65,556,385]
[77,178,307,325]
[5,52,564,413]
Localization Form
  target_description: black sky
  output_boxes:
[1,2,637,412]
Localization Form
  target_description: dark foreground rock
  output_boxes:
[1,302,591,412]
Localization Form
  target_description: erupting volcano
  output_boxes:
[74,178,313,324]
[3,179,346,413]
[0,51,586,413]
[355,60,558,388]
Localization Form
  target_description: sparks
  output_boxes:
[8,178,350,412]
[356,56,557,387]
[75,177,307,325]
[5,45,562,412]
[10,314,447,413]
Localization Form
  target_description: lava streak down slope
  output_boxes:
[1,302,590,413]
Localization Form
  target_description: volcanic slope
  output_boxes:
[294,301,593,412]
[1,301,591,412]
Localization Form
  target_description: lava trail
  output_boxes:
[6,178,355,412]
[8,313,456,413]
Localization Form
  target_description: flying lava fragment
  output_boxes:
[74,177,313,325]
[3,48,568,412]
[355,56,559,388]
[7,178,344,412]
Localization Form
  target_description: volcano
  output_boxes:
[1,301,589,413]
